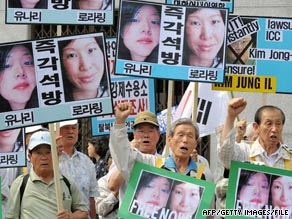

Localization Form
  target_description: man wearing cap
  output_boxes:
[5,131,88,219]
[58,120,99,219]
[107,109,161,206]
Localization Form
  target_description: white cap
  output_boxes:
[25,125,45,134]
[28,131,51,151]
[59,119,78,128]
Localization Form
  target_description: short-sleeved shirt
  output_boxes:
[59,148,99,210]
[5,169,87,219]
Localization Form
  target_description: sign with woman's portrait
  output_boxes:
[226,161,292,219]
[5,0,114,25]
[115,0,229,84]
[0,33,113,131]
[0,128,26,167]
[119,161,215,219]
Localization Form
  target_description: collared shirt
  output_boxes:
[262,147,281,166]
[5,169,87,219]
[59,148,99,211]
[164,156,197,175]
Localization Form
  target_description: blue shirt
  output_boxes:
[164,156,197,175]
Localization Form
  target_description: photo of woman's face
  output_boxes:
[271,176,292,209]
[239,173,269,209]
[136,176,171,209]
[170,182,201,216]
[122,5,160,62]
[0,45,36,110]
[186,9,225,66]
[61,38,104,94]
[0,129,21,152]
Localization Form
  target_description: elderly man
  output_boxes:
[106,110,161,207]
[109,102,205,182]
[58,120,99,219]
[216,97,292,212]
[5,131,88,219]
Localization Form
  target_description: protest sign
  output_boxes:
[226,161,292,219]
[119,161,215,219]
[0,128,26,167]
[213,15,292,94]
[0,33,113,131]
[115,0,229,83]
[5,0,114,25]
[91,38,156,135]
[166,0,234,13]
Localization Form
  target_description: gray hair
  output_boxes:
[169,118,200,140]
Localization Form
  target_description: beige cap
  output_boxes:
[133,111,159,128]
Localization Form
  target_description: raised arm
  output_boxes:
[218,97,247,169]
[221,97,247,142]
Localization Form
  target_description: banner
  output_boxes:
[91,38,156,135]
[172,83,229,137]
[226,161,292,219]
[213,15,292,94]
[119,162,215,219]
[0,128,26,167]
[115,0,229,83]
[5,0,114,25]
[166,0,234,13]
[0,33,113,131]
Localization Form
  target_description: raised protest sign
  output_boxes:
[213,15,292,94]
[5,0,114,25]
[226,161,292,219]
[0,128,26,167]
[119,162,215,219]
[91,38,156,135]
[115,0,229,83]
[166,0,234,13]
[0,33,113,131]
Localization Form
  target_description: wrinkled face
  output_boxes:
[62,38,104,99]
[122,5,160,61]
[255,109,284,148]
[271,176,292,209]
[170,182,201,216]
[133,123,160,155]
[168,124,197,160]
[136,176,171,209]
[59,124,78,147]
[0,128,21,152]
[227,35,253,64]
[0,45,36,110]
[186,9,225,67]
[239,173,270,209]
[29,144,52,175]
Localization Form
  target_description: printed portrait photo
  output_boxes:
[58,36,110,102]
[117,1,162,63]
[0,42,39,113]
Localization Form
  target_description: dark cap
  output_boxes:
[133,111,159,128]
